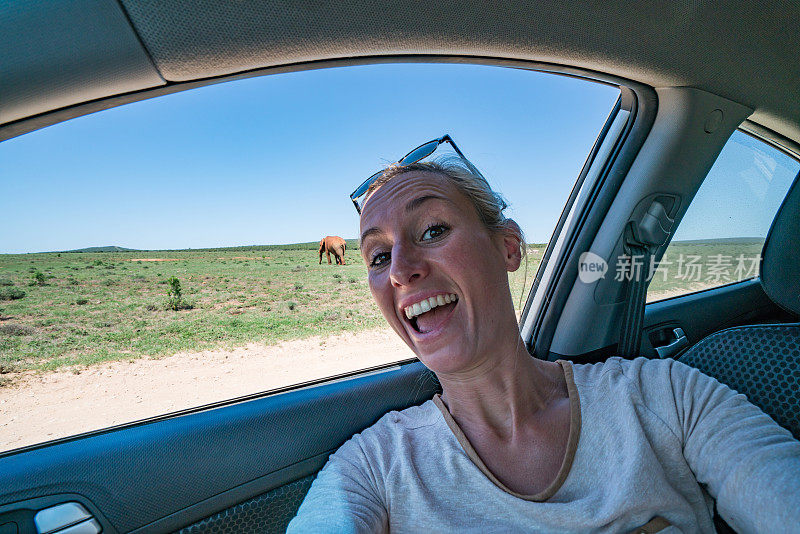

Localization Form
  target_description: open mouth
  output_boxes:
[404,293,458,334]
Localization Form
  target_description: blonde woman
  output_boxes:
[289,137,800,533]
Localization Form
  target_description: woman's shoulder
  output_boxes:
[567,356,705,418]
[341,398,445,455]
[569,356,693,388]
[372,398,443,432]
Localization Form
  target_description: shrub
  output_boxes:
[287,301,297,311]
[0,323,35,336]
[165,276,193,311]
[0,287,25,300]
[76,299,88,305]
[93,259,104,266]
[332,273,342,279]
[348,277,358,284]
[0,279,14,286]
[294,282,304,290]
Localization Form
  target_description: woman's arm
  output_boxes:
[286,437,388,533]
[665,359,800,533]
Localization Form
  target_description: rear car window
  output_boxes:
[647,131,800,302]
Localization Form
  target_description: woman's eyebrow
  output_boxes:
[360,195,452,242]
[405,194,451,213]
[360,227,383,243]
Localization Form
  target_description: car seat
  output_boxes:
[678,170,800,439]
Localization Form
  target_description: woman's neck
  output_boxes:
[437,336,566,442]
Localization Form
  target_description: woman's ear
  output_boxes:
[499,219,523,272]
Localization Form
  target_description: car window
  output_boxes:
[0,63,619,453]
[647,131,800,302]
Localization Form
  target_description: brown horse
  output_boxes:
[319,236,346,265]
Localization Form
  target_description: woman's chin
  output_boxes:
[415,345,477,376]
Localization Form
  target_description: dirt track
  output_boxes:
[0,328,415,452]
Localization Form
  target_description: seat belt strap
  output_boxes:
[618,200,674,358]
[619,243,650,357]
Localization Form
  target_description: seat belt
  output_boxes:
[618,201,674,358]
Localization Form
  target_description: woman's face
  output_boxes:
[359,171,521,375]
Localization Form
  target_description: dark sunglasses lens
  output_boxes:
[351,171,383,200]
[400,140,439,166]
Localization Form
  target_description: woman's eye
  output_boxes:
[421,224,448,241]
[370,252,390,268]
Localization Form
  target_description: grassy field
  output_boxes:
[646,238,764,301]
[0,238,761,377]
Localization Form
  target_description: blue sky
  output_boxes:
[672,131,799,242]
[2,64,623,253]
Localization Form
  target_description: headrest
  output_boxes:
[761,171,800,316]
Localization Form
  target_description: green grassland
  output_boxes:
[0,239,762,376]
[646,238,764,300]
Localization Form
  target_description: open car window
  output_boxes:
[0,63,619,454]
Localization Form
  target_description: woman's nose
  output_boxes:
[389,243,428,287]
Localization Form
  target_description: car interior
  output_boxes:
[1,1,799,533]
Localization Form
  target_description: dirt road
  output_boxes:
[0,328,415,452]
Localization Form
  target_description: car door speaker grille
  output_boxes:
[176,474,314,534]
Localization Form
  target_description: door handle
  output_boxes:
[654,327,689,359]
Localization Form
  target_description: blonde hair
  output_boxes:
[363,156,523,243]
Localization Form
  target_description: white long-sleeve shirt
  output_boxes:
[287,357,800,533]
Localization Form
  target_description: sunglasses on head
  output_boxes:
[349,134,482,214]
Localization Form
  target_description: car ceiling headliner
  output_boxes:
[2,0,799,144]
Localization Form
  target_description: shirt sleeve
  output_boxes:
[286,436,388,534]
[664,359,800,533]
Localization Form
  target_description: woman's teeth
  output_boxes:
[404,294,458,319]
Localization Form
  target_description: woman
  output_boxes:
[288,153,800,533]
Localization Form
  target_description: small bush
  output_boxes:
[348,277,358,284]
[76,299,89,305]
[93,259,104,266]
[287,301,297,311]
[0,323,35,336]
[165,276,193,310]
[145,304,158,311]
[67,278,79,286]
[332,273,342,280]
[0,278,14,286]
[294,282,304,290]
[0,287,25,300]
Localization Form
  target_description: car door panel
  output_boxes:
[0,361,437,533]
[643,278,795,358]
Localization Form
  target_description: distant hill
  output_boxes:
[191,239,360,252]
[57,240,360,254]
[63,246,140,253]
